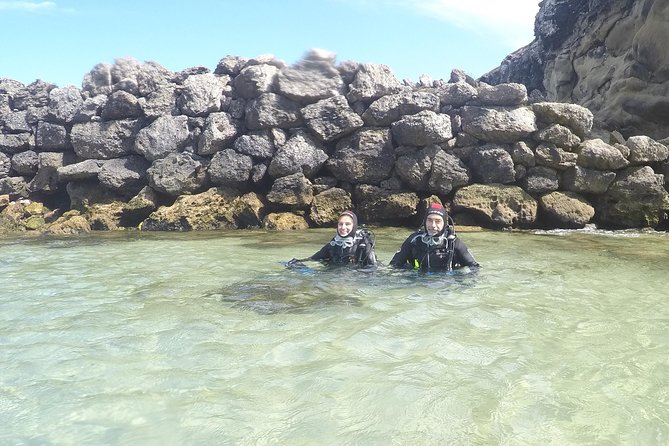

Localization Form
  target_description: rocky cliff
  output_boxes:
[482,0,669,140]
[2,49,669,234]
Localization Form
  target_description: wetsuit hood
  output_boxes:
[423,203,447,237]
[337,210,358,237]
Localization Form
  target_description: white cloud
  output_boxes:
[0,1,56,11]
[341,0,540,48]
[407,0,540,47]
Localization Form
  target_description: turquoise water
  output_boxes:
[1,228,668,445]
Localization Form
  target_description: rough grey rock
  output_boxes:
[477,83,528,106]
[30,152,75,193]
[266,172,314,208]
[71,119,143,159]
[532,102,593,138]
[12,80,55,110]
[98,155,150,193]
[510,141,536,166]
[433,81,477,107]
[215,55,247,76]
[35,122,68,150]
[268,131,328,178]
[309,187,353,226]
[208,149,253,188]
[562,166,616,194]
[232,132,275,159]
[196,112,240,156]
[135,115,191,161]
[10,150,39,175]
[577,139,630,170]
[346,63,404,103]
[453,183,538,228]
[522,166,559,195]
[362,91,440,126]
[0,152,10,178]
[539,191,595,229]
[353,184,419,223]
[534,123,581,148]
[428,149,471,195]
[301,95,364,142]
[177,73,229,117]
[461,106,537,143]
[395,148,433,190]
[3,110,32,133]
[597,166,669,228]
[391,110,452,146]
[625,135,669,165]
[233,64,278,99]
[57,159,104,181]
[0,176,29,199]
[275,54,345,104]
[326,128,395,184]
[0,133,33,154]
[46,86,83,124]
[147,152,208,196]
[245,93,303,130]
[100,91,143,121]
[141,86,179,118]
[468,145,516,184]
[535,143,578,170]
[72,95,107,123]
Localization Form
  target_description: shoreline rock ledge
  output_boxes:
[2,49,669,234]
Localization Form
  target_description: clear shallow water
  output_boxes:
[1,228,668,445]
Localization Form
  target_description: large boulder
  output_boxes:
[326,128,395,184]
[100,90,143,121]
[535,143,578,170]
[46,86,84,124]
[576,139,629,170]
[522,166,560,195]
[245,93,303,130]
[597,166,669,228]
[141,187,242,231]
[177,73,229,117]
[531,102,594,138]
[346,63,404,103]
[266,172,314,208]
[309,187,352,226]
[10,150,39,175]
[146,152,208,196]
[433,81,477,107]
[71,119,143,159]
[477,83,528,106]
[461,106,537,143]
[562,165,616,194]
[390,110,452,146]
[98,155,150,194]
[233,64,279,99]
[301,95,364,142]
[0,133,33,154]
[232,132,275,159]
[468,145,516,184]
[263,212,310,231]
[57,159,104,181]
[135,115,190,161]
[35,122,68,151]
[268,131,328,178]
[354,184,419,223]
[453,183,538,228]
[625,135,669,165]
[208,149,253,188]
[534,123,581,148]
[539,191,595,228]
[30,152,75,194]
[362,91,440,126]
[197,112,240,155]
[427,149,471,195]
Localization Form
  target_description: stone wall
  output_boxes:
[1,49,669,233]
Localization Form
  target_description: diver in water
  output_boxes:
[288,210,377,268]
[390,203,479,272]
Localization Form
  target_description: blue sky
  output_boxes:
[0,0,540,88]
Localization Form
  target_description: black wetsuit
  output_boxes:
[390,230,479,271]
[310,230,377,267]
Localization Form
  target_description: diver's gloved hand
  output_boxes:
[286,258,307,268]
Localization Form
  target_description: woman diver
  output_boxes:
[390,203,479,271]
[288,210,377,268]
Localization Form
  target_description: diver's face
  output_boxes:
[425,215,444,236]
[337,216,354,237]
